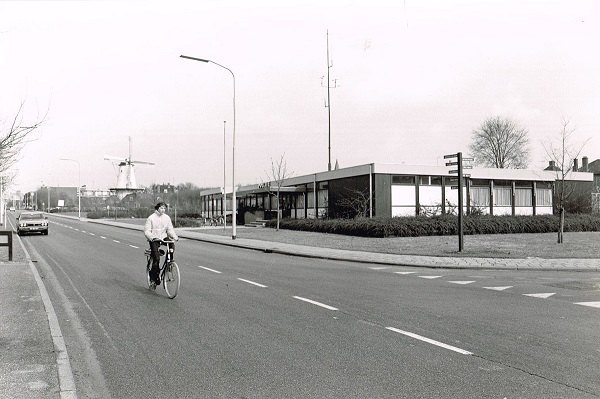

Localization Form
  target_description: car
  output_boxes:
[9,207,15,212]
[17,212,49,236]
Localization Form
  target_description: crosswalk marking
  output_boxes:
[523,293,555,299]
[483,286,513,291]
[574,302,600,308]
[448,281,475,285]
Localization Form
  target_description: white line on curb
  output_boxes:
[293,296,338,311]
[386,327,473,355]
[237,278,268,288]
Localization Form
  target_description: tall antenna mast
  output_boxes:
[322,30,338,171]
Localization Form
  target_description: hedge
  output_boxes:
[267,215,600,238]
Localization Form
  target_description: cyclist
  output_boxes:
[144,202,179,286]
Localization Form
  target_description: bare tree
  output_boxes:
[336,188,370,218]
[264,154,293,231]
[543,119,589,244]
[469,116,529,168]
[0,102,45,175]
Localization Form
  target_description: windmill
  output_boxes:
[104,137,154,198]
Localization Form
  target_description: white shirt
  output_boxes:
[144,211,178,241]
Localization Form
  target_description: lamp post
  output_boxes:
[180,54,237,239]
[59,158,81,220]
[223,120,227,230]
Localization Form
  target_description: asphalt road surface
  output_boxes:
[18,215,600,398]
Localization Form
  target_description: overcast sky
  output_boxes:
[1,0,598,194]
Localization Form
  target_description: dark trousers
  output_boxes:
[149,241,175,282]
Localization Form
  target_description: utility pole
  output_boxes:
[322,30,338,171]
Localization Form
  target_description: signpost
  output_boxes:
[444,152,473,252]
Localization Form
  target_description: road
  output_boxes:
[17,214,600,398]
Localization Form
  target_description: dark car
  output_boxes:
[17,212,49,236]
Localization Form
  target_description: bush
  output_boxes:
[268,215,600,238]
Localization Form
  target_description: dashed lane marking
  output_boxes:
[293,296,338,311]
[418,275,443,279]
[394,271,417,275]
[574,302,600,308]
[237,278,268,288]
[129,245,139,249]
[523,293,555,299]
[386,327,473,355]
[198,266,222,274]
[369,267,391,270]
[100,236,107,239]
[483,286,513,291]
[112,240,120,243]
[448,281,475,285]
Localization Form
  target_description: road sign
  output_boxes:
[444,153,458,159]
[445,161,459,166]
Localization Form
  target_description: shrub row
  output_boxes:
[268,215,600,238]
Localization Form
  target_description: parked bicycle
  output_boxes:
[144,238,180,298]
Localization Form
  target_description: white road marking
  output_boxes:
[418,275,442,279]
[293,296,338,311]
[483,286,513,291]
[237,278,268,288]
[100,236,107,239]
[81,230,86,233]
[89,232,95,236]
[394,271,417,275]
[448,281,475,285]
[523,293,555,299]
[198,266,222,274]
[574,302,600,308]
[112,240,120,243]
[386,327,473,355]
[129,245,139,249]
[369,267,390,270]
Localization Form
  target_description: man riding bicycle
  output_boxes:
[144,202,179,286]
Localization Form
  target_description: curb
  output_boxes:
[79,217,600,272]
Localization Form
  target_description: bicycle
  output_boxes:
[145,238,180,298]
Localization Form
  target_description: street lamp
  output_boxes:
[223,120,227,230]
[59,158,81,220]
[180,54,237,239]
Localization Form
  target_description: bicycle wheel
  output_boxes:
[163,262,180,299]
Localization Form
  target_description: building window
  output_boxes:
[536,188,552,206]
[392,175,415,185]
[430,176,442,186]
[471,187,490,206]
[493,187,512,206]
[515,188,532,206]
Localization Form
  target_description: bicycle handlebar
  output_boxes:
[151,238,178,244]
